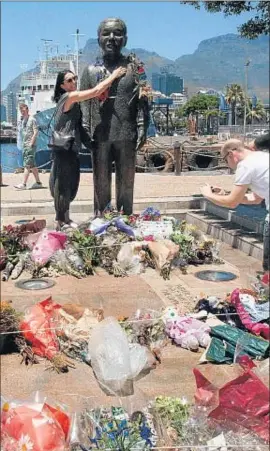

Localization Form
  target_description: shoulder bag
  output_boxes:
[48,96,75,152]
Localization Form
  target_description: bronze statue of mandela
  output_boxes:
[80,17,150,215]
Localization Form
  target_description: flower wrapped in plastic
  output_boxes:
[193,357,270,442]
[20,297,75,372]
[72,406,157,450]
[1,396,70,451]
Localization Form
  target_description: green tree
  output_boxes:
[181,93,219,116]
[182,1,270,39]
[225,84,245,125]
[176,93,220,133]
[246,99,266,124]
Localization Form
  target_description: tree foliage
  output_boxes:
[177,93,219,116]
[182,1,270,39]
[246,99,266,123]
[225,84,245,125]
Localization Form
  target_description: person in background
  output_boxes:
[15,104,42,190]
[50,66,126,230]
[16,114,24,173]
[249,130,270,151]
[200,139,269,273]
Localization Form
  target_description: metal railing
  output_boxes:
[219,124,268,136]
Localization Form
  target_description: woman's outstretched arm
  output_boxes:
[63,67,126,111]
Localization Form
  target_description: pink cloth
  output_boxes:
[230,289,269,340]
[28,230,67,266]
[165,316,211,351]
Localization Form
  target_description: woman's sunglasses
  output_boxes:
[65,76,78,83]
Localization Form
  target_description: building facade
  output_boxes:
[3,92,17,125]
[169,92,188,109]
[0,104,7,122]
[152,72,184,96]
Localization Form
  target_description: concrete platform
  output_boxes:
[1,172,235,205]
[0,172,265,409]
[1,240,261,407]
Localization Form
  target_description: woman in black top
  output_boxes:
[50,67,126,230]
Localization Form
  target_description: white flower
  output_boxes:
[180,396,188,406]
[18,434,34,451]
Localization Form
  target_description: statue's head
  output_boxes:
[98,18,127,58]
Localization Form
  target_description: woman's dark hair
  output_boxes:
[53,70,75,103]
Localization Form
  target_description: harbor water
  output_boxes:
[0,143,53,173]
[1,143,92,173]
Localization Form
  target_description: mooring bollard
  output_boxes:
[174,141,181,176]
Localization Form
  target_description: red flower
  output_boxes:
[144,235,154,241]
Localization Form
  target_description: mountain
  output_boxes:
[79,38,174,76]
[173,34,269,101]
[2,33,269,102]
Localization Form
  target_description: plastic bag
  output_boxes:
[30,229,67,266]
[69,404,157,450]
[129,343,148,378]
[148,240,179,271]
[117,242,146,275]
[193,363,270,442]
[20,297,61,360]
[1,394,70,451]
[253,358,270,388]
[87,317,148,395]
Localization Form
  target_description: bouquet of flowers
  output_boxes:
[1,396,70,451]
[77,406,157,450]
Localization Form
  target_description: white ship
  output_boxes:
[17,30,84,115]
[13,33,93,172]
[17,40,78,115]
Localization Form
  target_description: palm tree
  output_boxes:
[246,99,266,124]
[225,84,245,125]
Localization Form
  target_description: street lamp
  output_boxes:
[243,59,251,140]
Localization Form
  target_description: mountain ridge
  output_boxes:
[2,33,269,102]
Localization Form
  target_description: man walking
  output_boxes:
[15,103,42,190]
[200,139,269,272]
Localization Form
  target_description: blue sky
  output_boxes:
[1,1,254,89]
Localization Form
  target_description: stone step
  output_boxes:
[186,210,263,261]
[201,199,266,234]
[1,196,202,217]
